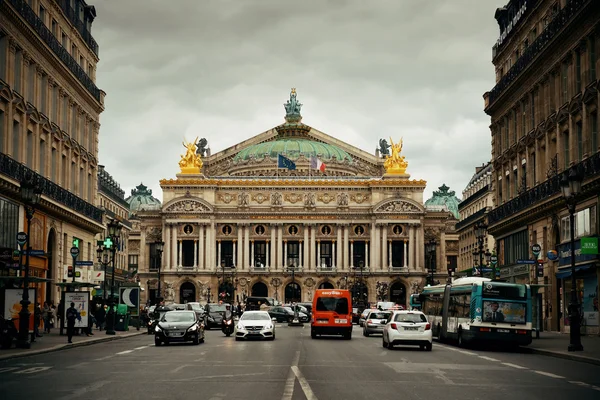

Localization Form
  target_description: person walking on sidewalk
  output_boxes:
[42,302,52,334]
[66,302,81,344]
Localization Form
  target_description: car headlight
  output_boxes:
[154,325,162,332]
[264,324,273,330]
[188,324,198,332]
[237,324,244,330]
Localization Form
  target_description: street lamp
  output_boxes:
[104,219,122,335]
[474,222,487,277]
[286,263,302,326]
[96,246,110,303]
[219,261,235,304]
[17,174,42,349]
[155,241,164,305]
[271,277,282,301]
[560,166,584,352]
[426,239,437,285]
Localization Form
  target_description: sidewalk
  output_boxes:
[0,328,146,361]
[528,331,600,366]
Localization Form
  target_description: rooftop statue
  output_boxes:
[378,138,390,157]
[284,88,302,123]
[179,136,204,174]
[195,138,209,157]
[383,137,408,176]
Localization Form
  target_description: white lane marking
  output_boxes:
[458,350,477,356]
[533,370,564,379]
[171,364,189,373]
[13,366,51,374]
[134,346,149,350]
[94,355,114,361]
[501,362,528,370]
[379,351,387,356]
[0,367,19,373]
[292,366,318,400]
[282,350,300,400]
[67,362,89,369]
[116,350,133,355]
[568,381,590,387]
[592,386,600,392]
[478,356,499,362]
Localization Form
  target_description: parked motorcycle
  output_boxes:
[0,316,18,349]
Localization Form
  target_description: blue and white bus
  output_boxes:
[419,277,532,347]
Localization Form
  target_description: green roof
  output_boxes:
[126,183,161,212]
[233,139,353,162]
[425,184,461,219]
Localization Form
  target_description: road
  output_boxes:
[1,324,599,400]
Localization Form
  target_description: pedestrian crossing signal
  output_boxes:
[72,238,80,248]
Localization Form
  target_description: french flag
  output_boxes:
[310,156,326,172]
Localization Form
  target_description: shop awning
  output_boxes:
[55,282,100,288]
[555,264,593,279]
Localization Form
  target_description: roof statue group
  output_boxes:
[177,89,409,177]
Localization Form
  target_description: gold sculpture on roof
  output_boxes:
[383,137,409,176]
[179,137,203,174]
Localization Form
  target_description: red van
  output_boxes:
[311,289,353,339]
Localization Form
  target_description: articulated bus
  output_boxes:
[409,294,421,311]
[419,277,532,347]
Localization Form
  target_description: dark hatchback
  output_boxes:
[203,303,231,329]
[154,311,205,346]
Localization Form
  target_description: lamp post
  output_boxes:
[474,222,487,277]
[155,241,164,305]
[271,277,282,301]
[560,167,584,352]
[354,261,366,307]
[96,247,110,303]
[286,263,302,326]
[105,219,122,335]
[425,239,437,285]
[17,175,42,349]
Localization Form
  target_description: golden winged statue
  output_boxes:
[383,137,408,175]
[179,136,203,174]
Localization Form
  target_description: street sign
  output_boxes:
[532,244,541,256]
[481,268,493,272]
[75,261,94,266]
[516,259,536,264]
[490,255,498,265]
[16,232,27,247]
[70,246,80,258]
[20,249,45,256]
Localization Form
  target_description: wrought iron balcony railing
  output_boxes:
[2,0,101,101]
[488,151,600,225]
[0,152,104,223]
[486,0,588,108]
[56,0,99,56]
[456,207,488,231]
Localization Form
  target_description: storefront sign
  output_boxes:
[558,239,599,266]
[580,237,599,255]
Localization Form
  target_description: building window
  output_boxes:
[39,5,45,23]
[590,35,597,83]
[12,120,20,161]
[513,169,518,196]
[530,91,536,127]
[51,19,57,36]
[71,162,76,192]
[71,44,76,57]
[40,74,48,114]
[498,230,528,266]
[0,109,4,153]
[575,51,581,93]
[0,197,19,249]
[288,225,299,235]
[561,62,568,103]
[129,255,139,268]
[254,225,265,235]
[531,152,537,185]
[0,34,7,82]
[521,101,527,135]
[27,60,35,102]
[498,178,503,204]
[592,113,598,152]
[560,206,597,242]
[39,139,46,177]
[51,147,57,181]
[14,48,22,90]
[61,32,67,47]
[576,122,583,161]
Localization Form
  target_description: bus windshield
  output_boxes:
[482,283,527,300]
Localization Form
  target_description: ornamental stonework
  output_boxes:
[145,227,162,242]
[165,199,211,213]
[374,200,420,213]
[285,193,303,204]
[351,193,369,204]
[217,193,235,204]
[252,192,269,204]
[317,193,335,204]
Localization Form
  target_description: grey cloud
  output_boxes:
[93,0,500,201]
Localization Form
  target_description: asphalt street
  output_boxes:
[1,324,599,400]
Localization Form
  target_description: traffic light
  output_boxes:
[67,265,73,278]
[72,238,80,248]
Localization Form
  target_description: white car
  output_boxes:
[235,311,276,341]
[382,310,432,351]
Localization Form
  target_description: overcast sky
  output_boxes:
[93,0,500,203]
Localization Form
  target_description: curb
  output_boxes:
[0,331,146,361]
[529,347,600,366]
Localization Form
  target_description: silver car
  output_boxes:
[363,310,391,337]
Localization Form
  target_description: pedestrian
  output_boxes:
[42,302,52,333]
[32,303,42,341]
[66,302,81,343]
[95,303,106,331]
[236,302,242,316]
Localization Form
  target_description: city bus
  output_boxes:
[409,294,421,310]
[419,277,532,347]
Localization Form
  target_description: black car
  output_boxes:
[268,306,309,323]
[147,305,174,334]
[154,311,205,346]
[203,303,231,329]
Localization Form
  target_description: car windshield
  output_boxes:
[368,312,390,319]
[161,312,195,323]
[241,313,270,321]
[394,313,427,323]
[315,297,349,314]
[208,304,228,312]
[187,304,202,311]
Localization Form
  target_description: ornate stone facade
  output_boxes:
[133,91,458,307]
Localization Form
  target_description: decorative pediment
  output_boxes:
[374,199,423,213]
[568,95,582,114]
[163,197,213,213]
[557,106,569,124]
[583,85,598,105]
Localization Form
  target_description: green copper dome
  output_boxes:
[425,184,461,219]
[126,183,162,212]
[233,139,353,162]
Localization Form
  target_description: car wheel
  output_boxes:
[382,337,388,348]
[193,334,199,345]
[154,339,161,346]
[425,342,432,351]
[199,337,205,344]
[344,330,352,340]
[363,330,369,337]
[288,316,294,323]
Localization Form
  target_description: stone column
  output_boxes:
[250,240,254,268]
[178,240,182,268]
[277,225,283,270]
[408,225,414,269]
[193,240,198,269]
[419,224,425,270]
[343,225,349,270]
[374,224,380,271]
[270,225,276,269]
[303,225,309,269]
[165,224,171,270]
[244,225,250,270]
[365,242,369,269]
[299,241,303,268]
[388,241,393,268]
[381,225,388,270]
[310,225,316,270]
[237,226,243,267]
[332,241,336,268]
[266,240,270,269]
[208,221,215,270]
[198,224,204,270]
[233,240,237,267]
[370,223,376,269]
[283,240,288,268]
[317,240,321,268]
[171,226,177,270]
[337,225,343,270]
[404,239,408,268]
[350,241,354,269]
[217,240,222,268]
[440,230,447,273]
